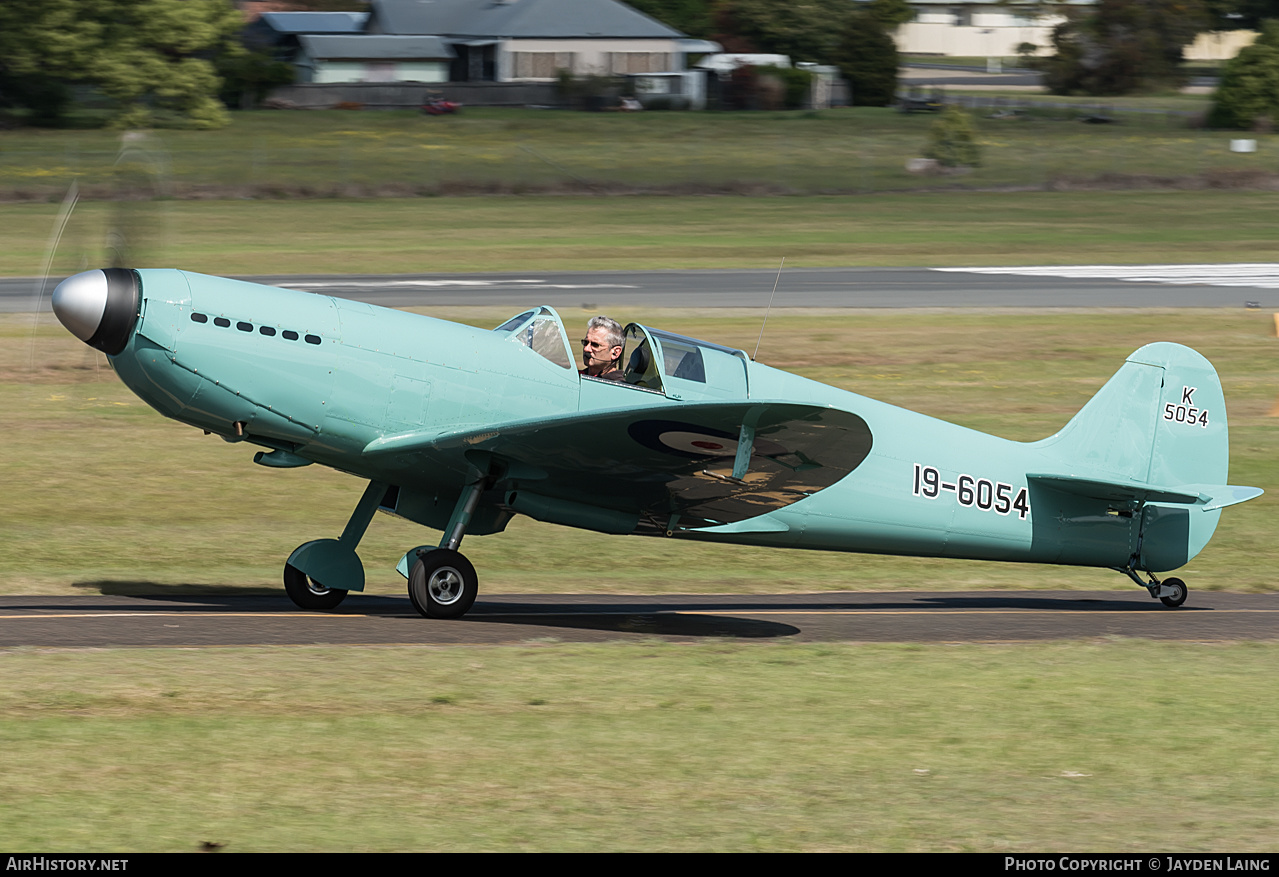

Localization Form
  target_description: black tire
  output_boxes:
[284,562,348,611]
[1159,577,1188,608]
[408,549,478,619]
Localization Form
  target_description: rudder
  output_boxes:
[1138,342,1229,489]
[1035,342,1229,488]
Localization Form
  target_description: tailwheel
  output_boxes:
[283,563,348,611]
[408,549,478,619]
[1159,577,1188,609]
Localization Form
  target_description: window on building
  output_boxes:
[511,51,575,79]
[363,62,398,82]
[608,53,671,75]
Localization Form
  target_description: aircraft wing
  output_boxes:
[364,401,873,532]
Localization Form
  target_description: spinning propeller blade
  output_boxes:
[32,134,170,384]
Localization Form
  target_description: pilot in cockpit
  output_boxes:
[579,316,625,381]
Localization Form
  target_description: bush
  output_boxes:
[924,106,982,167]
[1207,21,1279,130]
[756,65,814,109]
[217,50,295,110]
[638,94,690,110]
[834,13,899,107]
[555,72,625,111]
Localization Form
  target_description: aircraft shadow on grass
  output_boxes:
[28,586,1214,645]
[63,583,1196,615]
[57,583,800,638]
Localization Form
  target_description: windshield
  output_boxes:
[494,306,572,369]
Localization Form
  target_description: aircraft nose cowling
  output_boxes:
[51,268,140,356]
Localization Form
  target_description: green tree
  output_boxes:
[1207,20,1279,128]
[1205,0,1279,29]
[866,0,916,30]
[280,0,370,9]
[704,1,903,106]
[622,0,716,38]
[1036,0,1211,95]
[834,12,900,106]
[0,0,242,128]
[710,0,851,64]
[217,50,296,110]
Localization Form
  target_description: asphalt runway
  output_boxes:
[5,265,1277,312]
[3,591,1276,648]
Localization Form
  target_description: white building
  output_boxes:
[895,0,1255,61]
[364,0,715,83]
[296,35,455,84]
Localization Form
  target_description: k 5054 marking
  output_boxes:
[1164,386,1209,428]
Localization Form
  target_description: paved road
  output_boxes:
[3,591,1276,648]
[5,266,1277,312]
[900,68,1044,88]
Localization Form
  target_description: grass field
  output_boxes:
[3,190,1279,278]
[2,143,1277,848]
[1,105,1272,201]
[2,641,1276,851]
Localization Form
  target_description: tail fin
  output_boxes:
[1033,342,1261,571]
[1035,341,1228,487]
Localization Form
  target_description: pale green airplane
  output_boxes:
[51,267,1262,617]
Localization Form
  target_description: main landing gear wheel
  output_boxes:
[1159,577,1188,609]
[408,549,478,619]
[284,563,348,611]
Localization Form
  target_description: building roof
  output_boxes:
[299,34,455,60]
[368,0,684,39]
[260,11,370,34]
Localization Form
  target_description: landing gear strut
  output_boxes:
[407,472,487,619]
[1115,509,1189,609]
[1118,565,1189,609]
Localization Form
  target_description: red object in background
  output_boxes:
[422,97,461,115]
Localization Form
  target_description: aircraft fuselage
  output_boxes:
[94,269,1227,576]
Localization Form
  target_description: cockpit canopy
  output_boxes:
[620,325,749,400]
[493,307,574,370]
[493,308,750,400]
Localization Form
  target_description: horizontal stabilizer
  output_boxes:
[1196,484,1265,511]
[1027,473,1262,510]
[1027,473,1204,505]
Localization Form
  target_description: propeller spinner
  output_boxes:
[51,268,140,356]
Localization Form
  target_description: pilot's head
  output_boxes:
[582,316,624,375]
